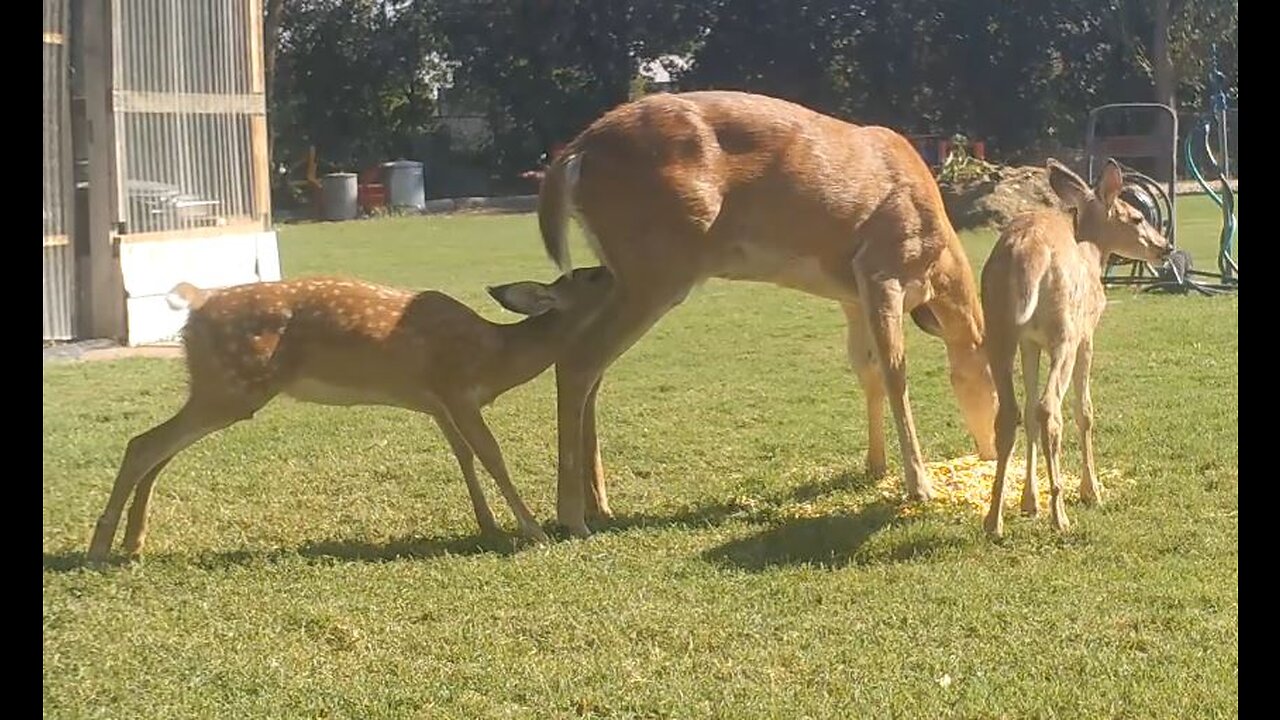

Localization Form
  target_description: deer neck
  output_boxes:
[1075,239,1108,277]
[486,310,580,393]
[1070,211,1110,276]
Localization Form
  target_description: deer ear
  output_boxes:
[1046,159,1092,209]
[1096,158,1124,207]
[487,281,559,316]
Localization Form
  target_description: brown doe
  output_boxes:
[87,268,614,561]
[535,90,999,537]
[980,159,1171,537]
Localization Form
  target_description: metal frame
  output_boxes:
[1085,103,1179,289]
[1085,58,1237,296]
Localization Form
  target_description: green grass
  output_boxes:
[44,197,1238,718]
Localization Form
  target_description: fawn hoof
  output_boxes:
[1052,513,1070,532]
[1079,485,1102,507]
[521,524,551,544]
[1020,497,1040,517]
[87,524,116,562]
[86,545,112,563]
[557,522,592,539]
[907,480,934,503]
[865,458,888,481]
[123,530,148,559]
[557,506,593,539]
[983,512,1004,539]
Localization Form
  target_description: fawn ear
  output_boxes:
[487,281,559,316]
[1046,158,1093,209]
[1096,158,1124,208]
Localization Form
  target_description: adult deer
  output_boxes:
[86,268,613,561]
[981,159,1171,537]
[536,90,999,537]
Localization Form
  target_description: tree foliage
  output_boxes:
[265,0,1238,192]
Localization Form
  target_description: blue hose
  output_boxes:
[1183,49,1238,284]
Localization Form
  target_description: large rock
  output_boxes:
[940,165,1061,231]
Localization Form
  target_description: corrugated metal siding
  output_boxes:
[43,0,75,340]
[112,0,262,235]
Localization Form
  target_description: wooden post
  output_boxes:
[248,0,264,94]
[77,0,126,340]
[248,0,271,229]
[251,115,271,228]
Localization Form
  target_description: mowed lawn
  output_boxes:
[43,197,1238,718]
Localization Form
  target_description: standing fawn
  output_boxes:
[87,267,613,561]
[981,159,1170,538]
[535,91,998,537]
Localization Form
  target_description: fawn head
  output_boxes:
[486,266,613,318]
[1047,158,1171,265]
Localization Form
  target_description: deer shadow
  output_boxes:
[699,499,968,572]
[592,467,880,534]
[42,530,525,573]
[44,467,964,573]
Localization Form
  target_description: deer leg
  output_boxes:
[842,304,888,479]
[1020,341,1043,516]
[1038,343,1078,532]
[443,401,548,543]
[92,396,261,561]
[581,378,613,523]
[120,457,172,558]
[1072,338,1101,505]
[852,274,931,500]
[554,280,691,537]
[983,337,1021,538]
[433,414,500,536]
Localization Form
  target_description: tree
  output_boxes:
[682,0,843,113]
[264,0,285,183]
[439,0,707,175]
[270,0,446,176]
[262,0,1238,196]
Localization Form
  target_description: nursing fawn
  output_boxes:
[87,267,613,560]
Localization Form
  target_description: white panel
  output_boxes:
[119,230,280,346]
